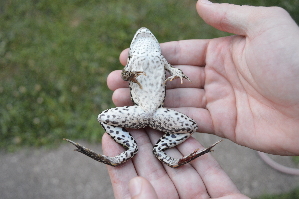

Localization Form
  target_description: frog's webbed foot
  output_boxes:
[64,125,138,166]
[176,140,222,167]
[153,134,222,168]
[164,68,191,84]
[121,70,146,89]
[63,138,121,166]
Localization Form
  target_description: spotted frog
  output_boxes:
[64,27,221,168]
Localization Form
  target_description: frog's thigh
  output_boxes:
[151,109,195,154]
[98,106,146,148]
[98,106,148,129]
[150,108,198,133]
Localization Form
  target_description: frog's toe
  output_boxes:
[183,74,191,82]
[164,76,177,83]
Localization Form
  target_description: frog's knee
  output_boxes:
[98,108,127,126]
[98,109,112,123]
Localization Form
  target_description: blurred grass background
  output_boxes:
[0,0,299,152]
[0,0,298,198]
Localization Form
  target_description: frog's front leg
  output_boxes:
[64,106,148,166]
[150,108,221,168]
[163,57,191,84]
[121,70,146,89]
[121,57,147,89]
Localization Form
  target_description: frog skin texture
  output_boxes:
[64,27,221,168]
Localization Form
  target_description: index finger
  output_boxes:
[120,39,210,66]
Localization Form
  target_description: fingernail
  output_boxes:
[130,178,142,197]
[201,0,213,4]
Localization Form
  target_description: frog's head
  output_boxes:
[129,27,161,56]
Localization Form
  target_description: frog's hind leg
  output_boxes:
[151,108,221,168]
[64,106,147,166]
[64,125,138,167]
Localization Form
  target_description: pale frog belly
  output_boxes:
[130,56,165,110]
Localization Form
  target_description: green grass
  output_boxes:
[255,187,299,199]
[0,0,298,152]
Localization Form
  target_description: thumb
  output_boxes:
[196,0,292,37]
[129,177,158,199]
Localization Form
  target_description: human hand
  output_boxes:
[103,128,248,198]
[109,1,299,155]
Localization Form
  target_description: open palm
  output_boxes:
[198,6,299,155]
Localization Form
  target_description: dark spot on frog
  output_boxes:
[161,143,168,147]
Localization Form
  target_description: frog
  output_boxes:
[64,27,221,168]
